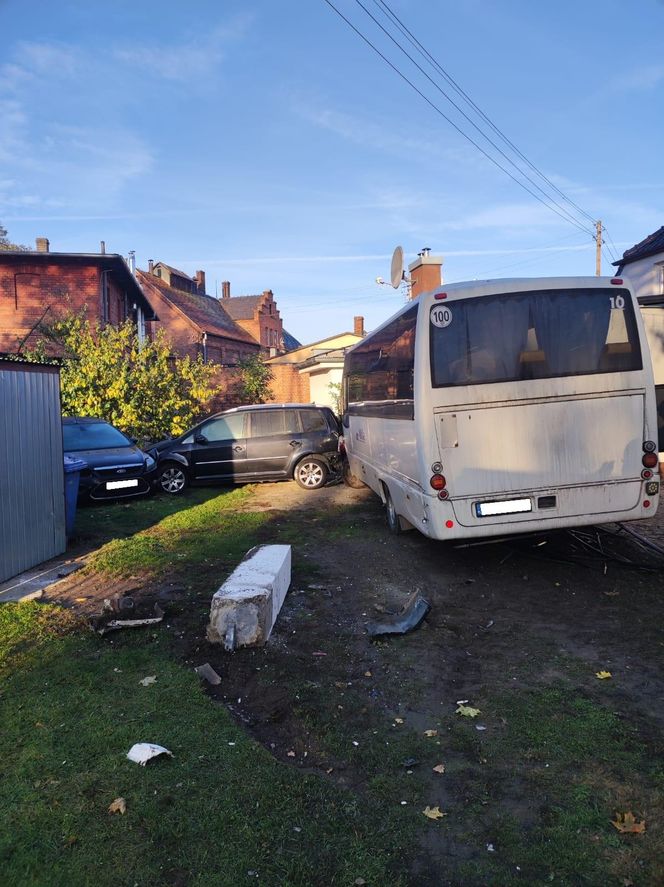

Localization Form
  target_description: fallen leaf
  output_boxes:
[611,812,646,834]
[433,764,446,774]
[364,671,372,677]
[108,797,127,815]
[63,835,78,847]
[595,671,612,680]
[394,717,404,724]
[423,805,447,820]
[287,751,296,758]
[139,675,157,686]
[424,729,438,738]
[456,705,481,718]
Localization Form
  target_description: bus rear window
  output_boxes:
[430,288,642,387]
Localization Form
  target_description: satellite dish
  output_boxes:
[390,245,404,289]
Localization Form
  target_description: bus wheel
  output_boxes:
[343,460,366,489]
[384,487,401,535]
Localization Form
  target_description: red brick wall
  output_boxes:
[232,291,284,353]
[267,363,310,404]
[0,260,107,352]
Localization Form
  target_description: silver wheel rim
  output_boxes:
[298,462,324,488]
[160,467,186,493]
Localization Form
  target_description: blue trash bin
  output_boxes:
[63,455,87,537]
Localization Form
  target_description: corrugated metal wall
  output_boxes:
[0,363,66,583]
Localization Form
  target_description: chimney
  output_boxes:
[35,237,50,253]
[221,280,231,300]
[353,316,365,337]
[194,270,206,294]
[408,247,443,299]
[100,240,106,255]
[127,250,136,275]
[148,259,154,274]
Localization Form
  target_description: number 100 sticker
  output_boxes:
[430,305,453,328]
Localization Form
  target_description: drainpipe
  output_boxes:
[202,331,208,363]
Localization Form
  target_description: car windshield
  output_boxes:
[63,422,131,451]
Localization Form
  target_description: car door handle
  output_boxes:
[234,445,245,453]
[290,440,302,447]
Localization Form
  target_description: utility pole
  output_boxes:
[595,220,603,276]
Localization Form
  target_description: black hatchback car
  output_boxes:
[63,417,157,501]
[149,404,341,494]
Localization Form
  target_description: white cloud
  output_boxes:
[611,64,664,91]
[450,202,569,231]
[298,104,458,160]
[113,16,253,82]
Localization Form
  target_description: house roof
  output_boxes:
[614,226,664,267]
[0,250,157,320]
[282,329,302,351]
[153,261,193,280]
[137,270,257,344]
[221,295,263,320]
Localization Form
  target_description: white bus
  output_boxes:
[341,276,660,540]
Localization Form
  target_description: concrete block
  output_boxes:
[207,545,291,649]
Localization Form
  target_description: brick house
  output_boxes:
[137,265,259,365]
[0,238,156,354]
[266,317,366,411]
[219,281,286,355]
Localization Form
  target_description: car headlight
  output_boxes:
[144,454,156,470]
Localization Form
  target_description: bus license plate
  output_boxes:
[106,479,139,490]
[475,498,532,517]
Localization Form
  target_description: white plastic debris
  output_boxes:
[126,743,173,766]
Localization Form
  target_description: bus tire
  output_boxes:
[383,486,402,535]
[343,460,366,489]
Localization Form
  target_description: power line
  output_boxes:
[371,0,599,228]
[321,0,597,240]
[353,0,596,236]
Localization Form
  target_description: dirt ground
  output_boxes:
[46,480,664,884]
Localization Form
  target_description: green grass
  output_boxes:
[440,686,664,886]
[0,603,411,887]
[82,488,268,580]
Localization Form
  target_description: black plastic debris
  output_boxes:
[367,592,431,638]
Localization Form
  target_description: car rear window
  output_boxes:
[299,409,327,433]
[63,422,130,451]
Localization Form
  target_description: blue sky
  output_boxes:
[1,0,663,343]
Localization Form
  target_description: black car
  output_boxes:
[150,404,341,494]
[63,417,157,501]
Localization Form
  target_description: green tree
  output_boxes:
[327,381,342,415]
[0,223,28,251]
[235,353,274,404]
[26,311,218,442]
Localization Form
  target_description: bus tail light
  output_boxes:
[643,440,657,453]
[430,474,446,491]
[642,469,653,480]
[611,278,623,285]
[642,452,658,469]
[437,489,449,500]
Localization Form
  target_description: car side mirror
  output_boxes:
[194,433,208,445]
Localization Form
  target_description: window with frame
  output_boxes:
[196,413,245,442]
[248,409,298,437]
[430,288,642,387]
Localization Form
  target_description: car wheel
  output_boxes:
[343,459,366,489]
[158,462,189,495]
[384,486,401,535]
[294,456,328,490]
